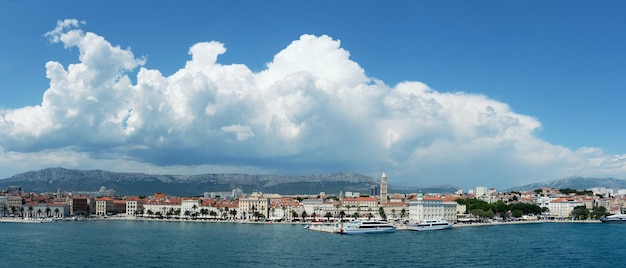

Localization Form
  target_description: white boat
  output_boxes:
[408,219,452,231]
[338,220,396,234]
[600,214,626,223]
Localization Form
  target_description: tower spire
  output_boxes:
[380,172,388,204]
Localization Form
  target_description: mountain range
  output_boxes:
[0,168,457,196]
[1,168,624,196]
[506,176,626,192]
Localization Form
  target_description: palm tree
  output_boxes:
[291,210,298,221]
[400,208,406,220]
[301,211,308,221]
[192,204,198,218]
[229,209,237,220]
[54,208,60,218]
[36,208,42,218]
[28,206,34,218]
[146,209,154,217]
[391,209,396,220]
[250,205,257,220]
[339,210,345,221]
[45,207,51,218]
[324,212,333,221]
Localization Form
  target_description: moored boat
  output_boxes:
[600,214,626,223]
[338,220,396,234]
[408,219,452,231]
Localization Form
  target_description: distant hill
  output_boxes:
[0,168,459,196]
[507,176,626,192]
[0,168,375,196]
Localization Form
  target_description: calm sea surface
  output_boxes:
[0,220,623,267]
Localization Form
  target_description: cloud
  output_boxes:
[1,19,625,189]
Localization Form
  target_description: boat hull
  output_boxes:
[340,227,396,235]
[600,214,626,223]
[408,220,452,231]
[339,220,397,234]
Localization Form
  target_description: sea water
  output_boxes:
[0,220,623,267]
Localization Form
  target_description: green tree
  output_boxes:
[324,212,333,221]
[571,206,589,220]
[291,210,298,220]
[511,210,523,218]
[339,210,345,221]
[301,211,308,220]
[378,207,386,220]
[593,206,608,219]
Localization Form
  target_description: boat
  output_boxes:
[338,220,396,234]
[408,219,452,231]
[600,214,626,223]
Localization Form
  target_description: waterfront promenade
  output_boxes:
[1,215,601,229]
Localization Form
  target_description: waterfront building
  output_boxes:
[239,197,270,220]
[548,198,583,218]
[48,203,70,218]
[125,196,143,217]
[142,196,182,218]
[408,193,457,223]
[342,197,377,208]
[0,196,7,216]
[113,200,127,215]
[95,197,113,216]
[7,194,23,215]
[380,201,407,221]
[181,198,201,217]
[69,196,90,216]
[301,198,323,219]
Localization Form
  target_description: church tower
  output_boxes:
[380,172,388,203]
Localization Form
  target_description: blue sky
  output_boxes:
[0,1,625,190]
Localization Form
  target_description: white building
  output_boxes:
[475,186,488,197]
[239,197,270,220]
[181,199,201,217]
[408,193,456,223]
[548,198,583,218]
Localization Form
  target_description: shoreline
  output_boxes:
[0,216,601,227]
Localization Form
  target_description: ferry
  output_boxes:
[338,220,396,234]
[408,219,452,231]
[600,214,626,223]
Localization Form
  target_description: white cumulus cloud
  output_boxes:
[1,19,625,189]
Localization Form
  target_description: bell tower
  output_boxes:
[380,172,388,203]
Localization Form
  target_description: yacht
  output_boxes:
[338,220,396,234]
[600,214,626,223]
[408,219,452,231]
